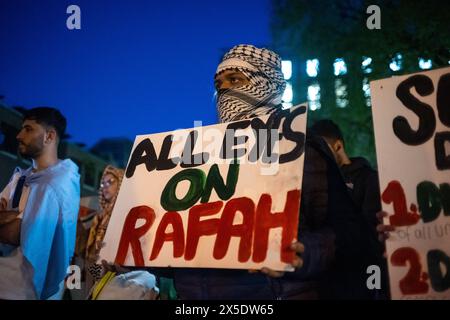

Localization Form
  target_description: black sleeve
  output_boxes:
[295,138,337,278]
[294,228,336,279]
[361,170,382,230]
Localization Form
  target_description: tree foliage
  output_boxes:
[271,0,450,165]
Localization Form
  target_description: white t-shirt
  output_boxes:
[0,171,37,299]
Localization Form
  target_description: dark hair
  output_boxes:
[310,119,344,144]
[23,107,67,139]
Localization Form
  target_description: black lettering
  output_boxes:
[437,73,450,127]
[249,115,281,164]
[279,106,306,164]
[440,183,450,216]
[417,181,441,223]
[220,120,250,159]
[156,134,180,171]
[125,138,157,178]
[434,132,450,170]
[394,75,436,145]
[427,249,450,292]
[180,130,209,168]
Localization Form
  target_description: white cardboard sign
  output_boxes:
[371,67,450,299]
[101,104,307,271]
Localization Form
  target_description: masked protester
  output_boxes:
[215,44,286,122]
[166,44,367,300]
[175,44,375,300]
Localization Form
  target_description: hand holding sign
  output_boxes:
[376,210,396,242]
[261,241,305,278]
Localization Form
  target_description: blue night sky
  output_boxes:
[0,0,271,147]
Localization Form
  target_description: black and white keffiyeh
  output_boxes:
[215,44,286,123]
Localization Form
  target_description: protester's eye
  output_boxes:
[230,77,244,85]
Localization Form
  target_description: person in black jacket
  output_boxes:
[310,120,380,228]
[168,45,371,300]
[310,119,388,299]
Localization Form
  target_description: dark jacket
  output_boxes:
[303,137,378,300]
[170,135,370,300]
[340,157,388,299]
[341,157,381,231]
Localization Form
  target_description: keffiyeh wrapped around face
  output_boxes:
[215,44,287,123]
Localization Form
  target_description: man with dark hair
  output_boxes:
[0,107,80,299]
[310,119,387,299]
[21,107,67,141]
[308,120,344,159]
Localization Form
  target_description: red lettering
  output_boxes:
[391,247,429,295]
[114,190,301,267]
[115,206,155,266]
[382,180,420,226]
[213,197,255,262]
[253,189,301,263]
[150,211,185,260]
[185,201,223,260]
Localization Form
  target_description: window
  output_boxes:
[282,83,293,105]
[389,53,402,72]
[335,78,349,108]
[306,59,319,77]
[362,56,373,74]
[334,58,347,76]
[419,58,432,70]
[307,83,321,111]
[281,60,292,80]
[363,77,371,107]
